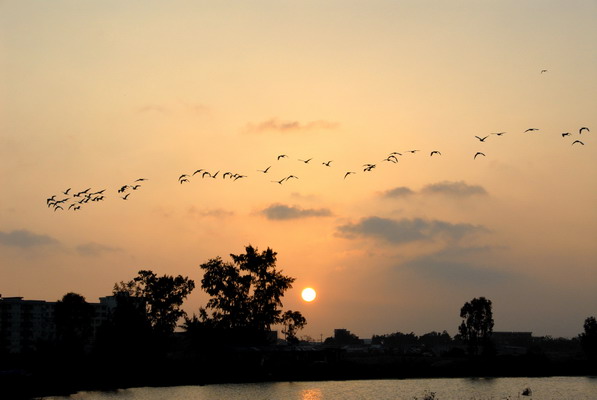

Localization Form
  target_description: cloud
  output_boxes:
[76,242,122,257]
[381,186,415,198]
[404,247,513,286]
[246,118,339,133]
[421,181,487,197]
[0,229,60,248]
[188,206,235,218]
[261,204,333,220]
[336,216,487,244]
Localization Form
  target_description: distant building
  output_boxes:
[0,294,117,354]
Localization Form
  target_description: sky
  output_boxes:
[1,1,596,339]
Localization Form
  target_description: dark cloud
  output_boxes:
[421,181,487,197]
[0,229,60,248]
[246,118,339,133]
[404,248,513,286]
[336,216,487,243]
[261,204,333,220]
[381,186,415,198]
[76,242,122,257]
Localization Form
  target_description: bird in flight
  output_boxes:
[541,69,548,73]
[257,166,271,173]
[179,174,189,181]
[406,150,419,154]
[363,164,376,172]
[579,127,590,134]
[561,132,571,137]
[271,178,285,184]
[121,193,130,200]
[322,160,333,167]
[430,151,441,156]
[475,135,488,142]
[383,156,398,163]
[572,140,585,146]
[524,128,539,132]
[211,170,220,179]
[63,188,71,195]
[492,132,506,136]
[298,158,313,164]
[202,171,211,178]
[474,152,486,159]
[135,178,148,182]
[344,171,356,179]
[277,154,288,160]
[192,169,203,176]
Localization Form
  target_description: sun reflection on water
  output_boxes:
[300,388,323,400]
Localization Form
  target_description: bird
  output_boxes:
[121,193,130,199]
[257,166,271,173]
[131,185,141,190]
[53,205,63,211]
[63,188,71,195]
[430,151,441,156]
[211,170,220,179]
[540,69,548,73]
[389,151,402,156]
[579,127,590,134]
[383,156,398,163]
[344,171,356,179]
[179,174,189,181]
[406,150,419,154]
[474,152,486,159]
[561,132,571,137]
[277,154,288,160]
[233,174,247,181]
[192,169,203,176]
[180,178,190,183]
[524,128,539,132]
[271,178,285,184]
[46,195,56,204]
[492,132,506,136]
[202,171,211,178]
[363,164,376,171]
[285,175,299,181]
[222,172,232,179]
[298,158,313,164]
[572,140,584,146]
[475,135,488,142]
[322,160,333,167]
[135,178,148,182]
[118,185,128,193]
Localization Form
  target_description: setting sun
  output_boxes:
[301,288,317,302]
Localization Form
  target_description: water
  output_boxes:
[44,377,597,400]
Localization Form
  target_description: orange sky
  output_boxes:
[1,1,596,339]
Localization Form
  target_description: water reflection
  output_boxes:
[300,388,323,400]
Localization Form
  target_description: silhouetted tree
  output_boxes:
[579,316,597,360]
[191,245,306,344]
[458,297,494,355]
[114,270,195,335]
[281,310,307,344]
[55,292,94,355]
[94,291,153,359]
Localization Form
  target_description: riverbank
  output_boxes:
[2,348,595,399]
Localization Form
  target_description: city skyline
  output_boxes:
[1,1,596,339]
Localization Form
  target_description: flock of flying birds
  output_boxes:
[45,126,590,212]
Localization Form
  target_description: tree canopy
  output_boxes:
[114,269,195,335]
[458,297,494,355]
[193,245,306,343]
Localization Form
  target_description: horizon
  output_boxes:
[1,1,596,341]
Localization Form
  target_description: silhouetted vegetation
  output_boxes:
[54,292,94,356]
[458,297,494,355]
[579,316,597,360]
[184,245,306,345]
[114,269,195,336]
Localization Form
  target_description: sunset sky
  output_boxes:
[1,1,596,339]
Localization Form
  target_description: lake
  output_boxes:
[44,376,597,400]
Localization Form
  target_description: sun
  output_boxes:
[301,287,317,302]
